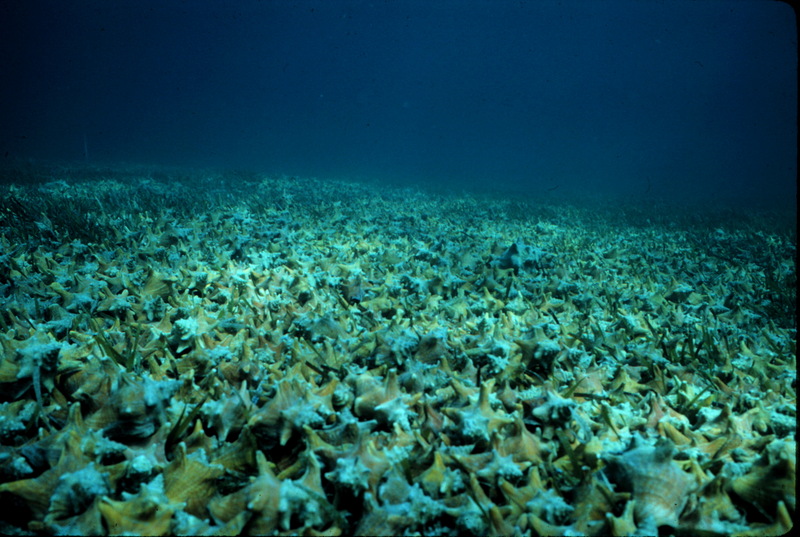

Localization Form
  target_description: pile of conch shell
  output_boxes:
[0,167,795,535]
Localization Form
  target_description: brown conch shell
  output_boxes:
[731,439,796,514]
[604,438,696,529]
[163,443,225,518]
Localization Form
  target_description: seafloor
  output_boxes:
[0,165,795,536]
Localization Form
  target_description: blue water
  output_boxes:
[0,0,795,209]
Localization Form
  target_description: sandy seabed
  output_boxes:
[0,165,795,536]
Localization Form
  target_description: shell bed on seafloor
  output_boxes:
[0,165,795,536]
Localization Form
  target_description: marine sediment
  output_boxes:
[0,164,795,536]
